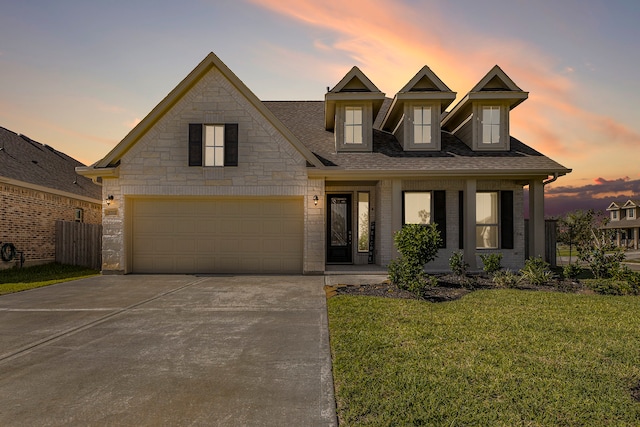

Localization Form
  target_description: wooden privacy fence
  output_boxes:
[55,221,102,270]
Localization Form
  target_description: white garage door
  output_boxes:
[130,197,304,274]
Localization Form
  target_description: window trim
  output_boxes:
[204,124,225,167]
[473,102,509,151]
[476,191,499,250]
[481,105,501,145]
[413,105,432,145]
[344,106,363,144]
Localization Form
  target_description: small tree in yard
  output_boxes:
[557,209,613,263]
[449,251,468,277]
[388,223,442,295]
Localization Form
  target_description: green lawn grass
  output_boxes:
[0,263,99,295]
[328,291,640,426]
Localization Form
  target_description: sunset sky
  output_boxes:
[1,0,638,216]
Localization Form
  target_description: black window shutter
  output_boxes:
[433,190,446,248]
[188,123,203,166]
[458,191,464,249]
[224,123,238,166]
[501,191,514,249]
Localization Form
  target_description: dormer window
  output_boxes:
[441,65,528,152]
[345,106,363,144]
[325,66,385,153]
[629,209,635,219]
[482,106,501,144]
[380,66,455,152]
[413,106,432,144]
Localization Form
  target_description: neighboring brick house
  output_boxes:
[0,127,102,269]
[78,52,570,274]
[602,200,640,249]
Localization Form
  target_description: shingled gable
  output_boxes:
[380,65,457,133]
[324,66,386,131]
[77,52,324,180]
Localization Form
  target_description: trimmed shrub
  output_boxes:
[388,223,442,295]
[480,253,503,276]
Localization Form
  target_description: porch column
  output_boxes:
[528,179,545,260]
[616,230,621,247]
[635,227,639,250]
[391,179,403,259]
[463,179,477,270]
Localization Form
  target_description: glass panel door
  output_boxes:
[327,194,352,263]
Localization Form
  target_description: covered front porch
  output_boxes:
[312,177,549,274]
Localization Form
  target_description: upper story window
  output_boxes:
[482,106,501,144]
[413,106,432,144]
[189,123,238,167]
[345,106,363,144]
[629,209,635,219]
[204,125,224,167]
[612,211,618,220]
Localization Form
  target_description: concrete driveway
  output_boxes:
[0,275,337,426]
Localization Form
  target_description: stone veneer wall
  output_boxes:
[0,182,101,269]
[101,66,313,273]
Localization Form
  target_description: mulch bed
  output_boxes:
[325,274,589,303]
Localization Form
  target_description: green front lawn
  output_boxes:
[0,263,99,295]
[328,291,640,426]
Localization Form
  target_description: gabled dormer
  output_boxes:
[380,66,456,151]
[441,65,528,151]
[325,67,386,152]
[607,201,623,221]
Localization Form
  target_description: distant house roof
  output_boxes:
[264,101,570,178]
[0,126,101,201]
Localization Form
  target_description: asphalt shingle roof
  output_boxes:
[264,100,570,175]
[0,126,101,200]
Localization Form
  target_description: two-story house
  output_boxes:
[77,52,570,274]
[603,200,640,249]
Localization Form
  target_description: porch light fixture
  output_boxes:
[313,195,319,206]
[106,195,114,206]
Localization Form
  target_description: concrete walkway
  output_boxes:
[0,275,337,426]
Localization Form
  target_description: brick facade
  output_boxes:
[0,182,101,268]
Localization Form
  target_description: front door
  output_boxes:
[327,194,352,263]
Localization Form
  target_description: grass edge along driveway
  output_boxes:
[328,290,640,426]
[0,263,99,295]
